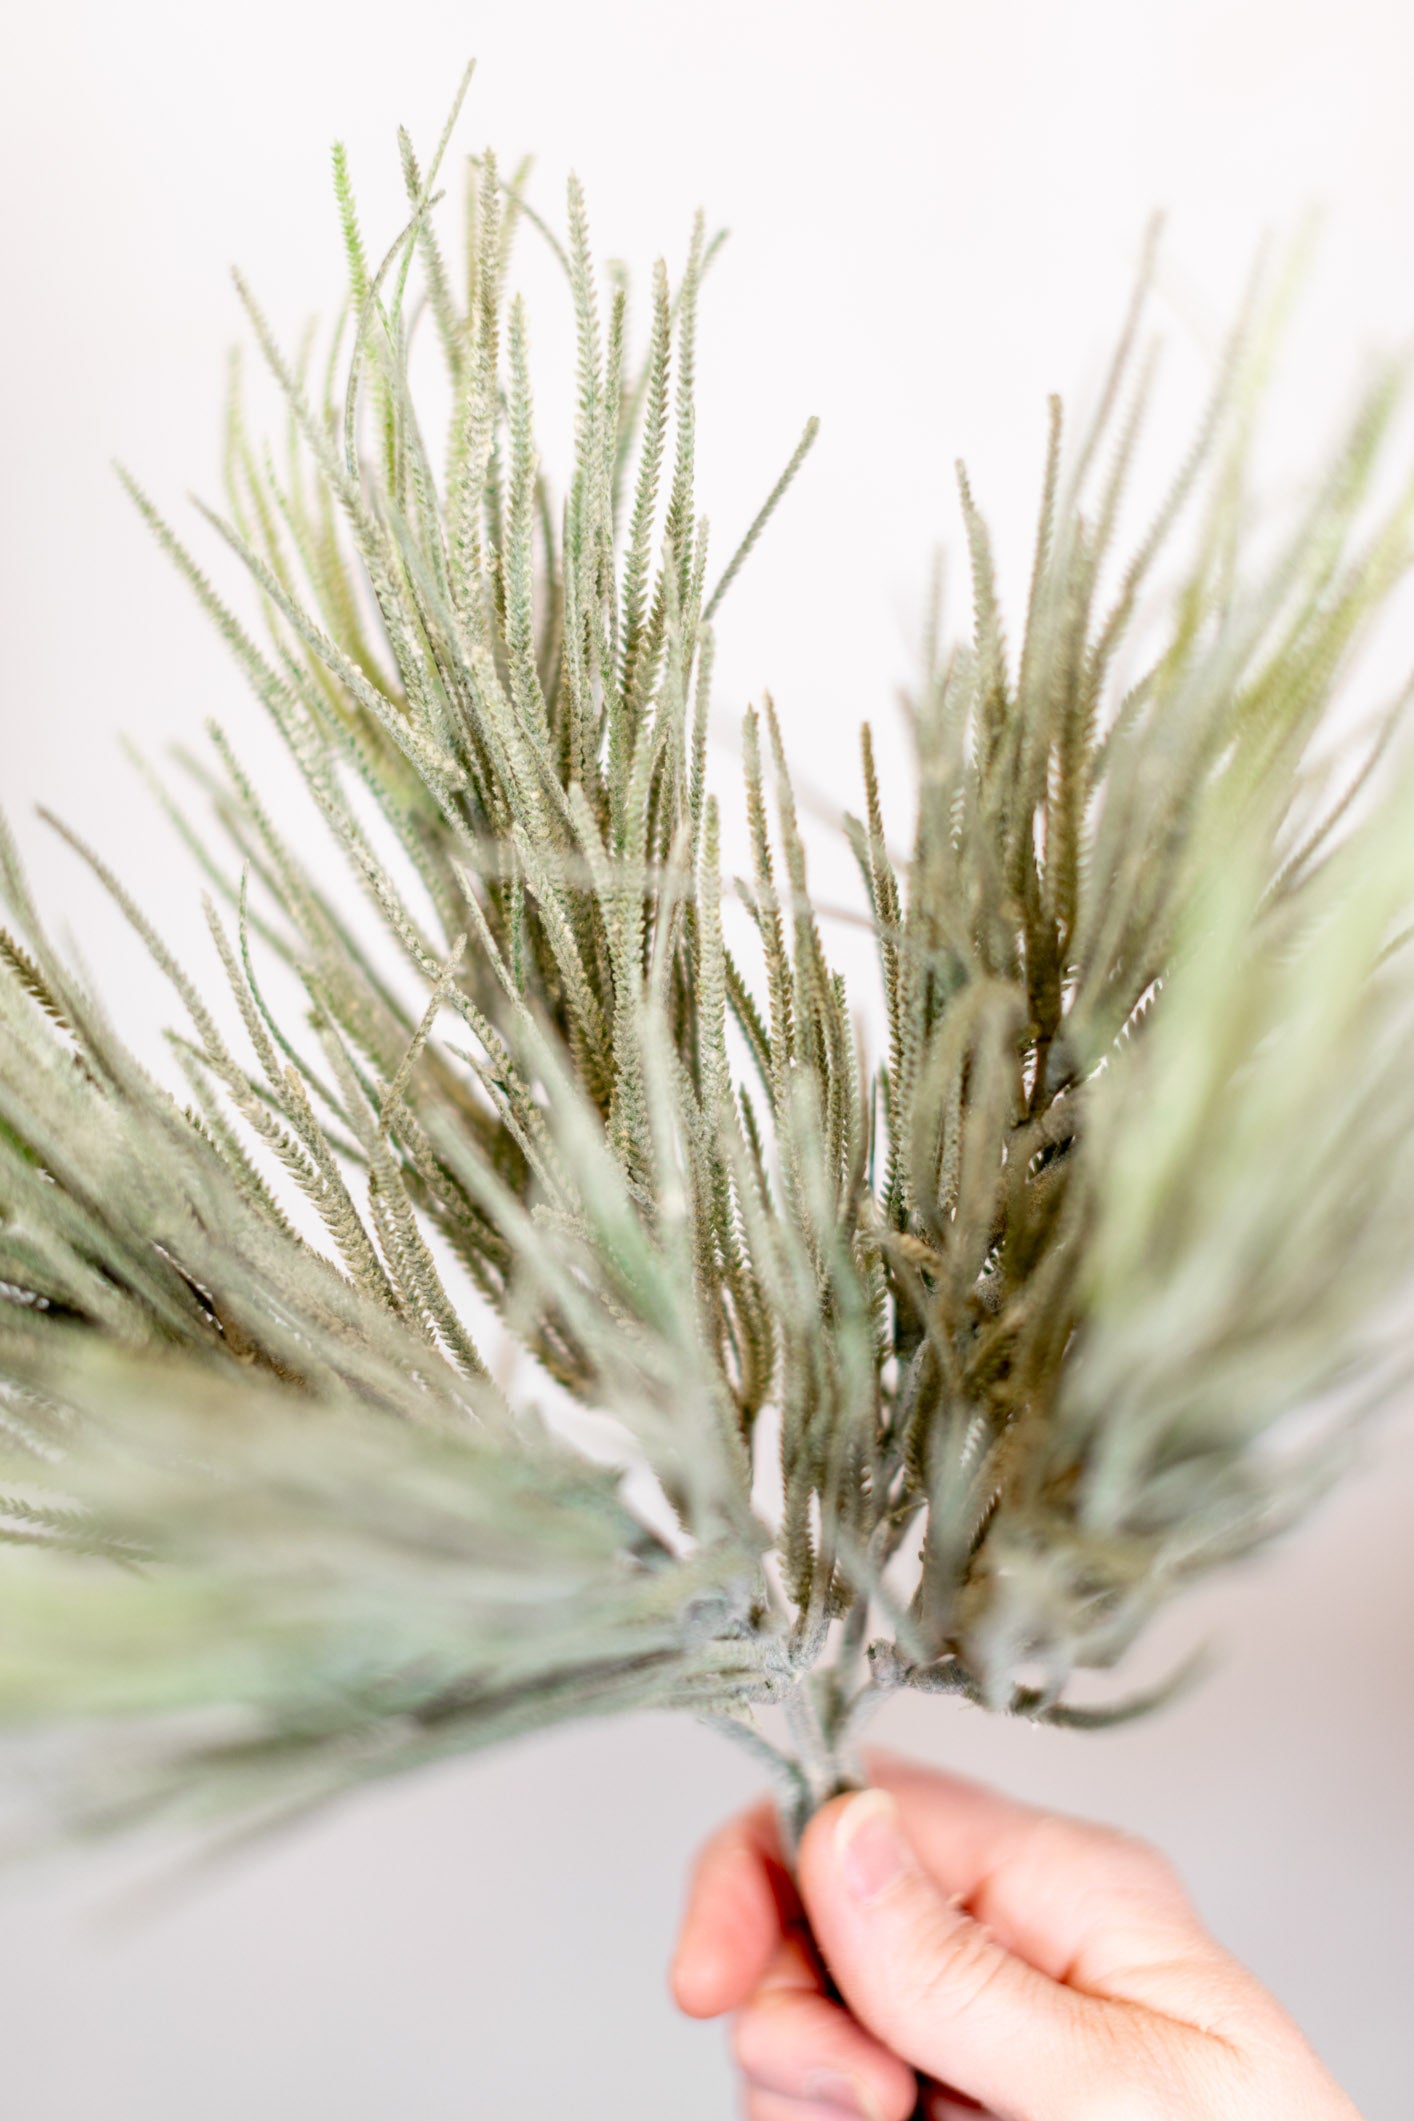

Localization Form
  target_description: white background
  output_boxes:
[2,2,1413,2114]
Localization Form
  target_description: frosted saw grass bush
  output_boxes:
[2,65,1414,1853]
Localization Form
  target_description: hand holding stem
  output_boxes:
[672,1750,1363,2121]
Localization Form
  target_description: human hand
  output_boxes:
[671,1751,1362,2121]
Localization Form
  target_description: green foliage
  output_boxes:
[3,64,1414,1840]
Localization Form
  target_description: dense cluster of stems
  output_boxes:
[3,70,1414,1840]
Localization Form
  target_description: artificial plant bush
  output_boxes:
[2,66,1414,1851]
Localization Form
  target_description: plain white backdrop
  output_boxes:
[3,2,1414,2114]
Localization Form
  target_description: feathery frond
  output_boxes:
[3,73,1414,1840]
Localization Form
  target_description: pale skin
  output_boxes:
[671,1752,1364,2121]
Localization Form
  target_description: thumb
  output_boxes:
[798,1788,1099,2119]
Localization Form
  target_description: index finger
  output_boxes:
[671,1797,801,2018]
[866,1750,1208,1996]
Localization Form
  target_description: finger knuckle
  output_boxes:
[1108,1827,1178,1890]
[1025,1809,1102,1871]
[1076,2002,1250,2121]
[912,1912,1011,2024]
[729,2005,767,2076]
[729,1993,804,2082]
[1033,1809,1183,1903]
